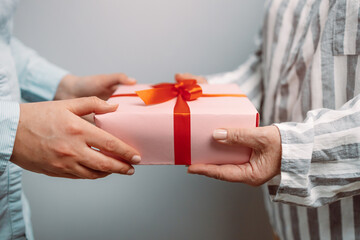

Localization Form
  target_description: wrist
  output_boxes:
[54,74,78,100]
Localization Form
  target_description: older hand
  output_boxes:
[55,73,136,100]
[188,126,282,186]
[175,73,207,83]
[11,97,141,179]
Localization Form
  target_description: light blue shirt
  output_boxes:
[0,1,68,239]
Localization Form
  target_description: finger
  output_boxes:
[188,164,248,182]
[102,73,136,86]
[212,128,263,149]
[83,122,141,164]
[46,174,80,179]
[175,73,196,82]
[43,170,81,179]
[45,160,111,179]
[71,163,111,179]
[175,73,207,83]
[80,147,135,175]
[67,97,118,116]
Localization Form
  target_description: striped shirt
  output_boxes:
[207,0,360,239]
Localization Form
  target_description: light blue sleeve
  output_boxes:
[10,38,69,102]
[0,101,19,173]
[0,38,69,173]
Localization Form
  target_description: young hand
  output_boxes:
[11,97,141,179]
[55,73,136,100]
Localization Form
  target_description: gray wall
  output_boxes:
[14,1,272,239]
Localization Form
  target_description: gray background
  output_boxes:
[14,0,272,239]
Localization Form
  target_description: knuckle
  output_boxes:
[52,143,75,158]
[104,139,118,152]
[65,122,83,135]
[213,171,224,180]
[88,96,103,106]
[229,130,242,144]
[97,160,112,172]
[50,161,67,172]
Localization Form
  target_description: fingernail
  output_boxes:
[213,129,228,140]
[127,168,135,175]
[131,155,141,164]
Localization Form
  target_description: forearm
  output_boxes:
[269,94,360,207]
[10,38,68,102]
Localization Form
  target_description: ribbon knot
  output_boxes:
[135,79,202,105]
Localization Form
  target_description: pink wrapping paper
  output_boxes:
[94,84,259,165]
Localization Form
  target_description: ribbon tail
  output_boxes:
[173,95,191,165]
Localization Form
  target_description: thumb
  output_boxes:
[66,97,118,116]
[212,128,261,149]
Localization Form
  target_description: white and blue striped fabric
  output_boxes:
[208,0,360,239]
[0,0,68,239]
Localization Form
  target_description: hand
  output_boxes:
[11,97,141,179]
[188,126,282,186]
[175,73,207,83]
[54,73,136,100]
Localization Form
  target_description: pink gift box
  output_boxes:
[94,84,259,165]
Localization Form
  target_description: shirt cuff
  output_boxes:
[0,101,20,174]
[267,122,314,204]
[21,60,68,102]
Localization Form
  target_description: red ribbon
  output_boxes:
[110,80,247,165]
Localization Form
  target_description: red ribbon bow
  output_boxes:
[135,79,203,105]
[111,79,247,165]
